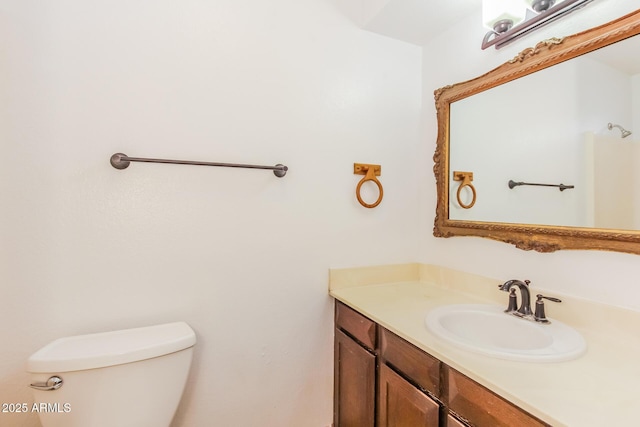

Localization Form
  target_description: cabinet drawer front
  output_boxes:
[335,301,377,350]
[446,367,549,427]
[379,328,440,396]
[378,364,440,427]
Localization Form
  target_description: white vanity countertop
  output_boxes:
[329,263,640,427]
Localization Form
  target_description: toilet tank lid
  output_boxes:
[27,322,196,373]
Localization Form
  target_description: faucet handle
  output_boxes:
[534,294,562,323]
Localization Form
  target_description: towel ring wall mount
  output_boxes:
[354,163,383,208]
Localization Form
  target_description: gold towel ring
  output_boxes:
[354,163,383,208]
[453,171,476,209]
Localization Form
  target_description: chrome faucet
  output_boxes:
[498,279,532,317]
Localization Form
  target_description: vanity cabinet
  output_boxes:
[334,302,440,427]
[334,301,550,427]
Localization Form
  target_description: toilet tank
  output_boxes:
[27,322,196,427]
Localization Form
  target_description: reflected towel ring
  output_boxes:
[354,163,383,208]
[453,171,476,209]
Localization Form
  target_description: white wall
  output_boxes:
[0,1,421,426]
[576,56,633,133]
[420,0,640,311]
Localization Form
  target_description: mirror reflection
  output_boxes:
[449,35,640,230]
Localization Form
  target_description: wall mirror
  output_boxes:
[434,9,640,254]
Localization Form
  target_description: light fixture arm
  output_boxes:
[481,0,595,50]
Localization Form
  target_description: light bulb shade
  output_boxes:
[482,0,526,31]
[525,0,558,12]
[481,0,593,50]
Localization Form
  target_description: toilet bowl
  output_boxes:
[26,322,196,427]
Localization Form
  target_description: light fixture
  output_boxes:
[526,0,556,13]
[481,0,595,50]
[483,0,526,35]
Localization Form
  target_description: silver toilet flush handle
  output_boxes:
[29,376,63,391]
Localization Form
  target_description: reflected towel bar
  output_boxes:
[110,153,288,177]
[508,180,573,191]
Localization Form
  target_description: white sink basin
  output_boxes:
[425,304,586,362]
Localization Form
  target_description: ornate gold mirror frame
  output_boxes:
[434,10,640,254]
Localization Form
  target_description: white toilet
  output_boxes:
[26,322,196,427]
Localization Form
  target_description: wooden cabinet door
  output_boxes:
[378,364,440,427]
[334,329,376,427]
[447,414,468,427]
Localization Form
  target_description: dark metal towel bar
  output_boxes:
[110,153,288,177]
[508,180,573,191]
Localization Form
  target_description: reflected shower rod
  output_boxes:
[110,153,288,177]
